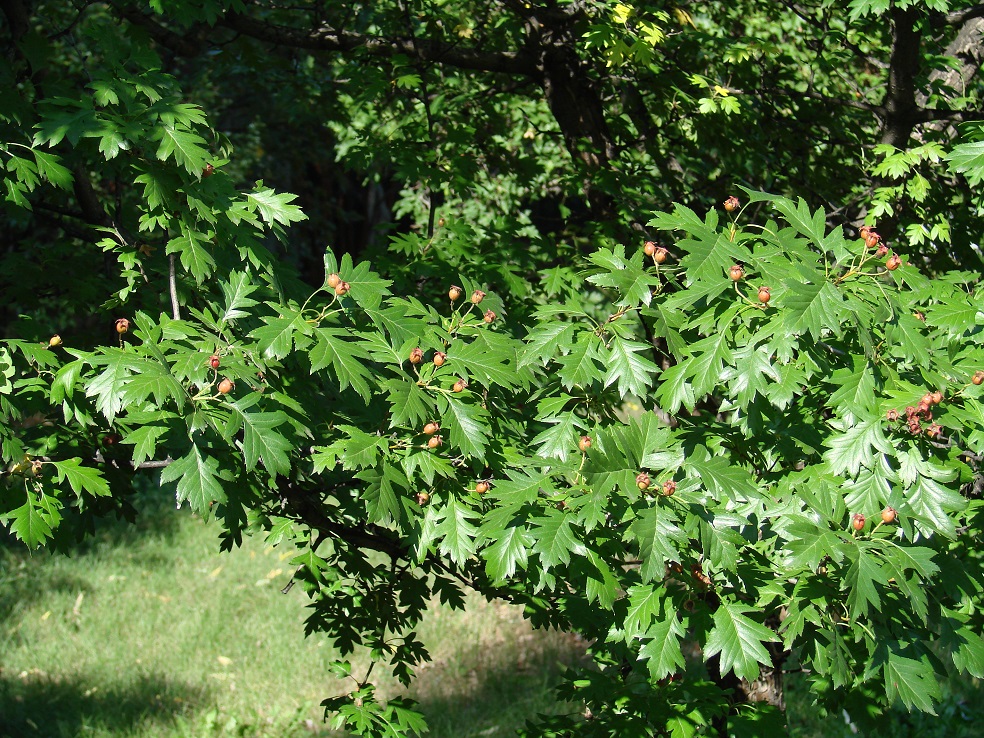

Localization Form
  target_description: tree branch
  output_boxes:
[946,4,984,25]
[221,11,537,76]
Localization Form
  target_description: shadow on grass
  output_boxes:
[0,670,210,738]
[409,631,588,738]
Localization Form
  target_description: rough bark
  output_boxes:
[880,7,923,148]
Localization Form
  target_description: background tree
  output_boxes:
[3,1,984,736]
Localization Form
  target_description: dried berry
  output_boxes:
[905,406,918,418]
[662,480,677,497]
[723,196,740,212]
[327,273,341,289]
[115,318,130,334]
[926,423,943,438]
[578,435,592,452]
[449,285,462,301]
[653,246,668,264]
[409,347,424,365]
[483,309,496,324]
[729,265,744,281]
[886,408,900,422]
[470,289,486,304]
[974,370,984,386]
[636,472,651,491]
[852,513,865,531]
[875,244,889,257]
[416,491,430,506]
[881,506,897,524]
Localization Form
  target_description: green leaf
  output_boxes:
[310,328,373,400]
[220,271,260,323]
[531,508,586,571]
[50,459,111,498]
[246,185,308,227]
[783,279,847,340]
[704,602,777,682]
[844,543,890,619]
[434,498,479,565]
[155,124,208,174]
[440,396,490,460]
[884,648,941,714]
[160,445,227,512]
[638,607,687,681]
[625,507,685,582]
[1,488,57,548]
[236,408,293,476]
[482,524,533,582]
[603,335,659,397]
[166,227,215,283]
[823,419,892,478]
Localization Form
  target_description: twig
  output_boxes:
[168,253,181,320]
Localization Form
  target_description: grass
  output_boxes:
[2,489,982,738]
[0,491,583,738]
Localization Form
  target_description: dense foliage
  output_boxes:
[4,1,984,735]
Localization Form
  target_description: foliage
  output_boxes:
[4,1,984,736]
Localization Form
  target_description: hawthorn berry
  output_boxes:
[416,491,430,506]
[334,281,351,296]
[102,433,120,447]
[636,472,651,491]
[875,244,889,257]
[452,378,467,393]
[48,335,62,348]
[218,378,234,394]
[864,231,881,249]
[881,506,897,524]
[578,435,592,452]
[483,309,496,324]
[757,286,771,304]
[905,406,917,418]
[886,253,902,271]
[475,481,490,495]
[327,273,341,289]
[908,420,922,435]
[202,163,215,177]
[209,354,221,370]
[729,265,744,281]
[852,513,866,531]
[449,285,462,301]
[886,408,900,422]
[859,225,872,239]
[644,240,657,256]
[663,480,677,497]
[653,246,668,264]
[926,423,943,438]
[433,351,447,367]
[930,391,943,405]
[973,370,984,386]
[409,347,424,364]
[115,318,130,334]
[427,434,443,449]
[422,422,440,435]
[470,289,486,305]
[723,196,740,212]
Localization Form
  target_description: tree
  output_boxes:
[2,1,984,735]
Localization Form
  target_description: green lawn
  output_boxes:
[0,491,581,738]
[1,490,981,738]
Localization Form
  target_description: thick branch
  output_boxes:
[221,12,537,76]
[946,4,984,25]
[116,6,207,57]
[881,7,922,148]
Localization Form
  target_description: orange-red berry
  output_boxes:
[758,287,771,303]
[881,507,897,524]
[449,285,462,301]
[470,290,486,304]
[422,422,440,435]
[475,481,490,495]
[115,318,130,334]
[724,196,740,212]
[636,472,651,491]
[886,253,902,271]
[433,351,447,367]
[327,273,341,289]
[409,347,424,364]
[578,435,592,452]
[729,265,744,281]
[852,513,866,531]
[218,378,234,394]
